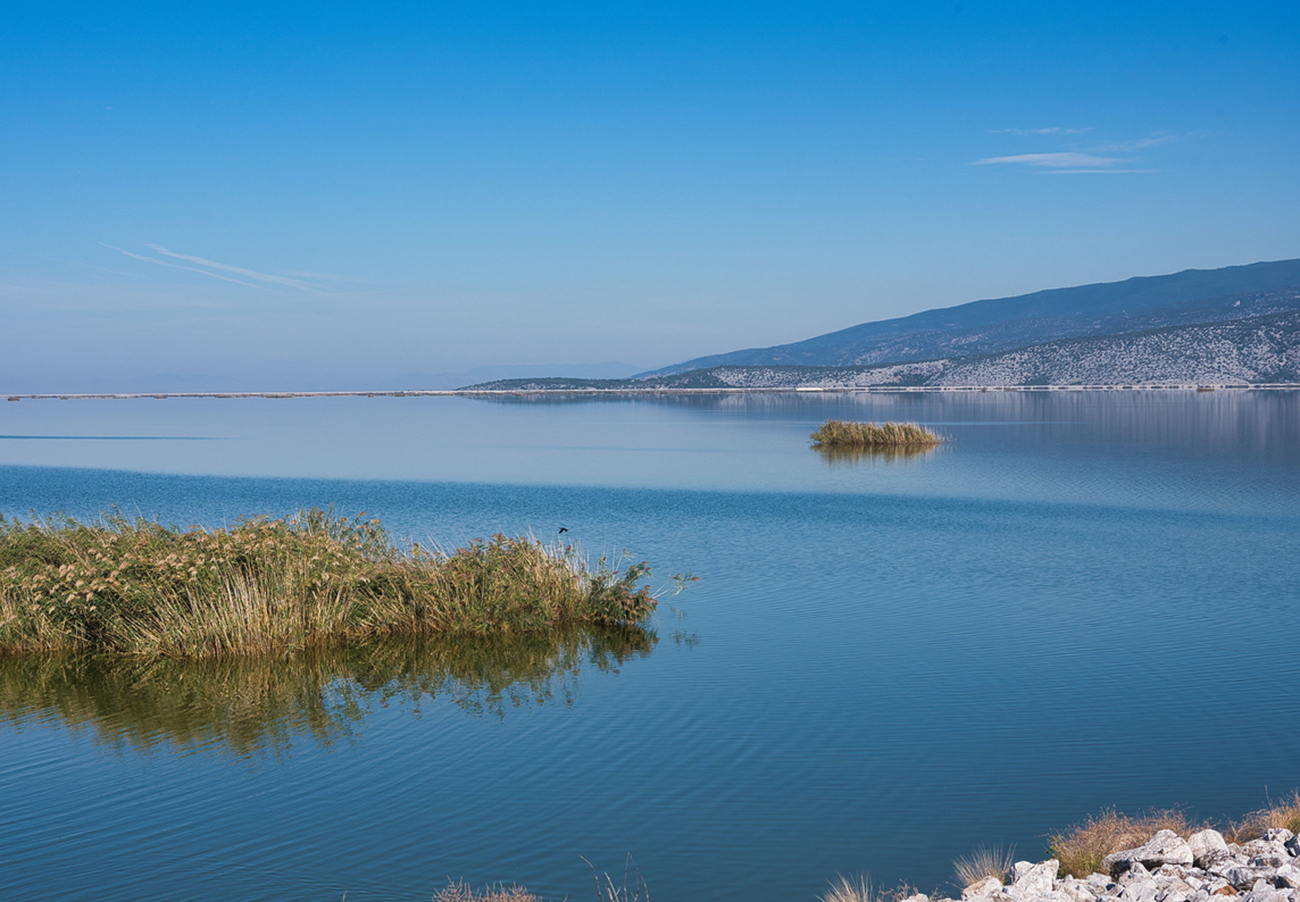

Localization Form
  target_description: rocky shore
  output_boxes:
[909,829,1300,902]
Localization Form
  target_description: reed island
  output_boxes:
[0,510,660,657]
[810,419,945,449]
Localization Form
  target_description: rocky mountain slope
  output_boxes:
[464,311,1300,390]
[640,259,1300,378]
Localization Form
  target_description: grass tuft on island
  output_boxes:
[0,509,660,658]
[810,419,944,449]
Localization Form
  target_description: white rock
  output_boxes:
[1120,876,1160,902]
[1241,840,1291,870]
[1239,878,1290,902]
[965,877,1007,900]
[1226,867,1274,889]
[1266,830,1295,846]
[1012,861,1043,883]
[1202,877,1234,896]
[1191,832,1233,868]
[1009,860,1060,899]
[1208,858,1244,880]
[1060,876,1098,902]
[1124,864,1155,884]
[1107,832,1197,875]
[1082,875,1114,895]
[1155,876,1196,902]
[1276,866,1300,889]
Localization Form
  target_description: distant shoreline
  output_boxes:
[4,384,1300,401]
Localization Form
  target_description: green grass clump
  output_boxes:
[810,419,943,449]
[0,509,659,657]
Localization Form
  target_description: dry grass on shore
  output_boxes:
[810,420,944,449]
[821,874,874,902]
[1048,795,1300,877]
[969,795,1300,884]
[0,510,659,657]
[954,845,1016,887]
[1226,792,1300,842]
[1048,809,1193,878]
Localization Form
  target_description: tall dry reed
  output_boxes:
[810,420,943,448]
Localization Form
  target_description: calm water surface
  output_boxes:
[1,392,1298,902]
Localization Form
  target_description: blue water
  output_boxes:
[0,392,1298,901]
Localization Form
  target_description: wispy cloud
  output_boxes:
[976,129,1186,174]
[1045,168,1158,175]
[988,127,1091,135]
[100,244,268,290]
[1092,134,1180,152]
[973,152,1126,169]
[283,269,391,287]
[102,243,344,292]
[145,244,322,291]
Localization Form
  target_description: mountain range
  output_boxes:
[466,258,1300,389]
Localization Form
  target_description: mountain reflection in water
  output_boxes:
[0,625,655,755]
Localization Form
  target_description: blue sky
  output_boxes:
[2,2,1297,389]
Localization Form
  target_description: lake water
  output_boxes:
[1,391,1298,902]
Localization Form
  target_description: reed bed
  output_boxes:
[810,419,944,449]
[0,510,659,657]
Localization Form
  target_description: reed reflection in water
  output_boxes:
[814,444,940,466]
[0,625,656,755]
